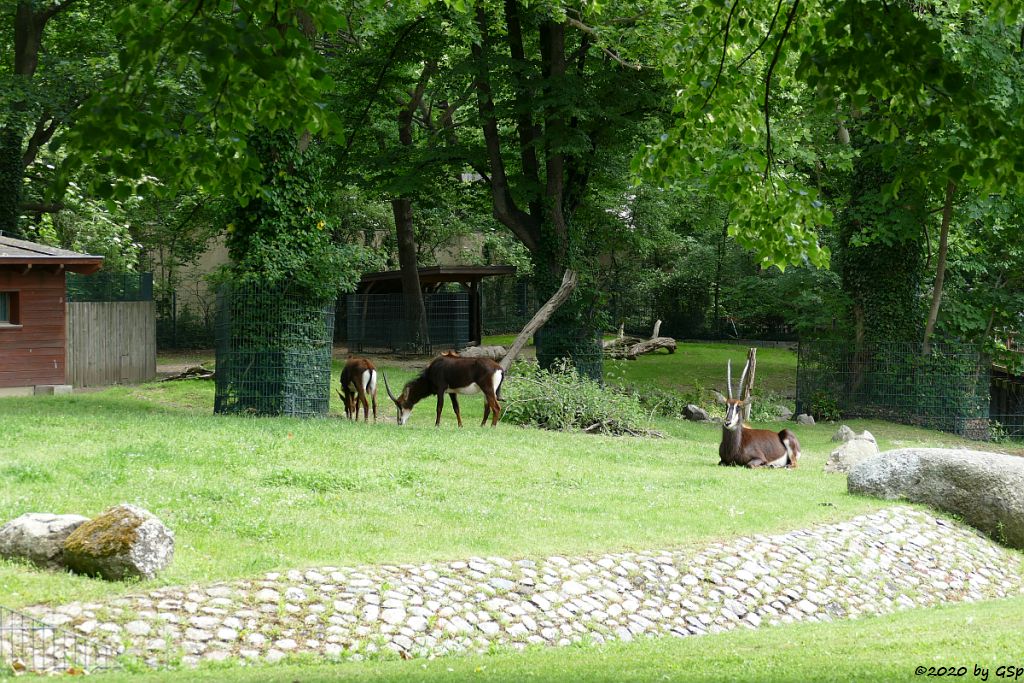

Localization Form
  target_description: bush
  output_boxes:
[501,361,650,435]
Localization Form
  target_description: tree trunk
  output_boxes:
[391,197,430,352]
[922,180,956,355]
[500,269,578,371]
[390,64,435,353]
[714,216,728,337]
[740,347,757,421]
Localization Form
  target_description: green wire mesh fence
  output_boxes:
[991,367,1024,441]
[535,323,604,383]
[66,272,153,302]
[214,283,335,417]
[796,340,991,438]
[345,292,470,354]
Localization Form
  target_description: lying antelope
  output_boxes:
[338,356,378,422]
[383,354,504,427]
[717,358,800,468]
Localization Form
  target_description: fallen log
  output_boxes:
[457,345,507,360]
[606,337,677,360]
[602,335,643,349]
[160,365,215,381]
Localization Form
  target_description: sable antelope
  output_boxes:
[337,357,378,422]
[383,355,504,427]
[717,358,800,468]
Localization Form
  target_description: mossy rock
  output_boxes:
[62,504,174,580]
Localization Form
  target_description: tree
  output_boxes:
[1,0,118,237]
[640,0,1024,348]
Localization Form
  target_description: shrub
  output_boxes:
[809,390,841,422]
[501,360,650,435]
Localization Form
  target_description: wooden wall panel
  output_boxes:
[0,267,66,387]
[65,302,156,387]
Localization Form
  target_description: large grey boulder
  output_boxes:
[683,404,709,422]
[825,437,879,474]
[795,414,815,426]
[62,504,174,581]
[0,513,89,570]
[848,449,1024,549]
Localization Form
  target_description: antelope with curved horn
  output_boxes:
[337,356,378,422]
[717,358,800,468]
[383,354,504,427]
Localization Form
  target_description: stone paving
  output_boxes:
[12,506,1024,672]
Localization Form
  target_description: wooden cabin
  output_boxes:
[0,236,103,395]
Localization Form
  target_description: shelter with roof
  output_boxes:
[346,265,515,353]
[0,236,103,394]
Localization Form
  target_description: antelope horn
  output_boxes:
[727,359,733,400]
[382,372,399,404]
[738,359,750,399]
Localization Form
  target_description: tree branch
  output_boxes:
[763,0,800,179]
[565,17,643,70]
[472,2,539,254]
[737,0,785,69]
[700,0,741,114]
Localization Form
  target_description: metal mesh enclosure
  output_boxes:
[535,324,604,382]
[66,271,153,302]
[214,284,335,417]
[481,278,537,335]
[346,293,470,354]
[991,367,1024,440]
[0,605,118,674]
[796,341,990,437]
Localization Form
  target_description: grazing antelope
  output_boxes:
[338,357,378,422]
[383,354,504,427]
[717,358,800,468]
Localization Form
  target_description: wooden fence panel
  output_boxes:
[66,302,156,387]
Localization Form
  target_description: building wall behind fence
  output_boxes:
[66,302,156,387]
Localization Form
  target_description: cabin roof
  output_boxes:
[0,236,105,274]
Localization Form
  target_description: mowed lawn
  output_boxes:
[1,352,1015,611]
[609,342,799,397]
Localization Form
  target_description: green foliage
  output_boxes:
[808,391,842,423]
[25,179,142,271]
[501,361,649,434]
[638,0,1024,273]
[221,132,354,300]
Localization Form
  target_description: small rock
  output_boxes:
[832,425,855,442]
[796,414,815,426]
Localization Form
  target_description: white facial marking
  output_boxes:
[399,408,411,425]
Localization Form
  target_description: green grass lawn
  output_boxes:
[1,357,1014,610]
[607,342,798,398]
[79,595,1024,682]
[3,343,1022,681]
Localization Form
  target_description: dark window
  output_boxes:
[0,292,18,325]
